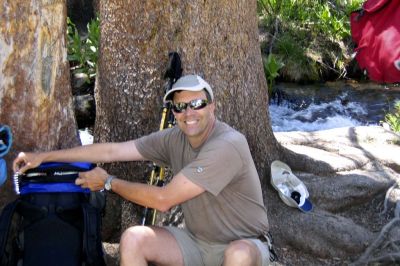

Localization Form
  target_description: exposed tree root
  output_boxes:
[380,182,398,216]
[281,146,339,174]
[352,184,400,265]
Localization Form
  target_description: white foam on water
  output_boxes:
[269,94,369,132]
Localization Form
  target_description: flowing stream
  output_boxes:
[269,82,400,132]
[270,93,365,132]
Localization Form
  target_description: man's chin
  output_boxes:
[183,130,199,137]
[182,127,202,137]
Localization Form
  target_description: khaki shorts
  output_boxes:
[164,226,271,266]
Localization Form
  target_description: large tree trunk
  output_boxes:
[95,0,283,241]
[0,0,80,207]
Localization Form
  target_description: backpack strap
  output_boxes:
[0,200,19,265]
[82,203,106,266]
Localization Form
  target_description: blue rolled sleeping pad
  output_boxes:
[0,125,12,186]
[14,162,95,195]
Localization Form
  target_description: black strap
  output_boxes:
[0,200,19,264]
[19,172,79,184]
[82,203,106,266]
[164,52,182,84]
[17,162,95,184]
[258,231,278,262]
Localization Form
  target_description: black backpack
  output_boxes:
[0,162,106,266]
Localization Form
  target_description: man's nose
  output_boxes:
[182,106,196,115]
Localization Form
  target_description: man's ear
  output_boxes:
[209,101,216,112]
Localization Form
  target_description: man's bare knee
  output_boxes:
[120,225,154,264]
[120,226,149,253]
[224,240,260,266]
[120,226,184,266]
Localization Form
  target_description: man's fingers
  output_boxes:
[13,162,21,173]
[14,162,28,174]
[75,176,84,186]
[76,170,107,191]
[13,153,26,172]
[12,152,39,173]
[76,175,91,189]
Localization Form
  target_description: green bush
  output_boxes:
[315,3,350,41]
[257,0,365,82]
[67,16,100,84]
[263,53,284,95]
[384,101,400,133]
[275,33,318,82]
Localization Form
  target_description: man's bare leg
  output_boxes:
[223,240,262,266]
[120,226,184,266]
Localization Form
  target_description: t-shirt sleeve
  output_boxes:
[135,129,172,166]
[181,140,243,196]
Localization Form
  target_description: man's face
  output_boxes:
[172,90,215,147]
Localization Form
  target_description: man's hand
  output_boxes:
[75,166,109,191]
[13,152,44,174]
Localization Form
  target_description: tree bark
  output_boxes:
[95,0,283,241]
[0,0,79,207]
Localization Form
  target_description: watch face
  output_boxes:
[105,176,113,191]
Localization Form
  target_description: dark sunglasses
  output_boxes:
[172,99,209,113]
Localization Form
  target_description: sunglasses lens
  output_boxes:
[190,99,208,110]
[172,99,209,113]
[172,103,188,113]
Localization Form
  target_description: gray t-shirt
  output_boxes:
[135,120,269,243]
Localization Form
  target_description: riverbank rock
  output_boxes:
[271,126,400,265]
[103,242,119,265]
[74,94,95,128]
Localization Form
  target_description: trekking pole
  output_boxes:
[141,52,182,226]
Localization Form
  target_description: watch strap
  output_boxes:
[105,175,115,191]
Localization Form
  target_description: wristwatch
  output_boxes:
[104,175,115,191]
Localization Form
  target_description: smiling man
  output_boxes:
[13,75,274,266]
